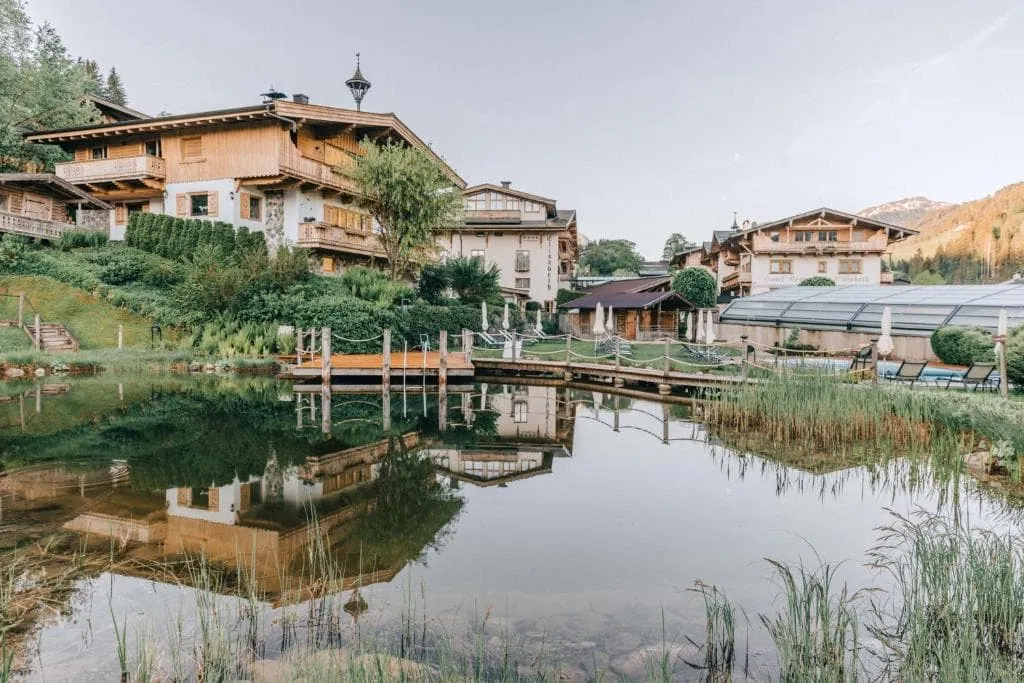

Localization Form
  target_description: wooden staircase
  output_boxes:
[24,322,78,352]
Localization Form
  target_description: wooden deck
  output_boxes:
[472,357,747,392]
[284,351,474,380]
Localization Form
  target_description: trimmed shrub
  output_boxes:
[799,276,835,286]
[57,230,108,250]
[930,326,995,366]
[672,267,717,308]
[525,300,542,312]
[1007,325,1024,388]
[124,212,266,263]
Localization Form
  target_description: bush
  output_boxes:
[57,230,108,250]
[524,300,542,312]
[556,289,587,306]
[930,326,995,366]
[799,276,835,286]
[672,267,717,308]
[99,252,149,285]
[125,212,266,263]
[1005,325,1023,388]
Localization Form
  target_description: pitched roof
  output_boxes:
[582,275,672,296]
[735,207,919,239]
[24,100,465,188]
[463,183,556,207]
[0,173,111,209]
[458,209,575,231]
[84,94,150,121]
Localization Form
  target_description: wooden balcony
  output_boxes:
[722,271,752,291]
[751,234,889,254]
[464,209,521,223]
[298,222,385,258]
[56,155,165,187]
[280,148,360,194]
[880,272,894,284]
[0,211,72,240]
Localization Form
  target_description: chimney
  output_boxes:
[500,180,511,189]
[293,93,309,105]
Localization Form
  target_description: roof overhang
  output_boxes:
[0,173,111,209]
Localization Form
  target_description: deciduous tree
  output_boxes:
[354,140,462,280]
[662,232,695,262]
[672,267,717,308]
[580,239,643,276]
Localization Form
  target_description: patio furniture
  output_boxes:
[944,362,997,391]
[477,331,505,348]
[849,345,873,372]
[885,360,928,388]
[681,342,729,365]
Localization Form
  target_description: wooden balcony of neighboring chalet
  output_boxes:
[298,222,385,258]
[464,209,521,223]
[722,271,752,291]
[55,155,165,193]
[751,234,889,254]
[0,211,73,241]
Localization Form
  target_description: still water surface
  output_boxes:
[0,375,1017,680]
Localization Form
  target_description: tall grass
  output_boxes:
[704,374,1024,475]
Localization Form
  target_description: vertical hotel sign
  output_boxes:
[547,236,553,293]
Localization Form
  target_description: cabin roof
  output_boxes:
[0,173,111,209]
[24,101,464,188]
[562,289,694,311]
[733,207,919,240]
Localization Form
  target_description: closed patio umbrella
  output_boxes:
[535,308,543,335]
[605,306,616,336]
[877,306,894,357]
[592,303,605,337]
[481,301,488,331]
[502,302,510,331]
[705,309,716,345]
[695,310,706,343]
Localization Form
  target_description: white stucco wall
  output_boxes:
[164,178,236,222]
[439,231,561,304]
[750,254,883,290]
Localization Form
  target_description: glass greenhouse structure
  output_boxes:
[719,285,1024,336]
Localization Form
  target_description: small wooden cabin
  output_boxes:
[0,173,110,240]
[561,277,695,340]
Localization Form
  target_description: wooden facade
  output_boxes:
[0,173,110,241]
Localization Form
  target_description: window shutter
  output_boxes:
[239,192,251,220]
[208,487,220,511]
[114,204,127,225]
[180,136,203,160]
[175,194,187,216]
[140,202,149,213]
[207,191,218,217]
[176,488,190,506]
[74,148,88,161]
[322,256,334,273]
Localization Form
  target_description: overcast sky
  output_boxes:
[25,0,1024,258]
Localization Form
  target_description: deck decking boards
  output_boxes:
[285,351,474,379]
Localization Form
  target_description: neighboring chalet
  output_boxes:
[0,173,111,240]
[25,95,464,272]
[438,182,578,311]
[561,276,695,340]
[671,208,918,297]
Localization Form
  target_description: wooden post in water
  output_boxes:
[510,330,517,360]
[35,384,41,414]
[320,384,332,435]
[439,330,449,391]
[17,293,24,326]
[117,324,124,350]
[438,331,449,432]
[613,394,620,432]
[741,335,749,383]
[382,329,392,393]
[321,327,332,387]
[662,403,670,444]
[296,324,304,363]
[462,329,472,362]
[34,314,40,350]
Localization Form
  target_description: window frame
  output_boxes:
[248,195,262,221]
[180,136,204,162]
[514,277,531,289]
[514,250,531,272]
[470,249,485,261]
[838,259,863,274]
[818,261,828,273]
[90,146,107,160]
[769,259,793,274]
[144,140,161,157]
[189,192,210,217]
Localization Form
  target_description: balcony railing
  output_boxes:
[298,222,385,258]
[751,235,889,253]
[721,271,752,290]
[880,272,894,284]
[56,155,165,184]
[464,209,521,222]
[0,211,70,240]
[281,148,360,194]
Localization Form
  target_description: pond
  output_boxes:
[0,375,1020,681]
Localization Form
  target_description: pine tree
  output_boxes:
[104,66,126,105]
[79,58,104,95]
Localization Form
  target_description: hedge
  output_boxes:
[292,296,483,354]
[799,276,835,286]
[930,326,995,366]
[125,212,266,262]
[1008,326,1024,388]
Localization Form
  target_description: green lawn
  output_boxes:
[0,325,31,352]
[472,338,744,375]
[0,275,156,349]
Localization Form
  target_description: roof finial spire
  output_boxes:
[346,52,371,112]
[732,211,739,230]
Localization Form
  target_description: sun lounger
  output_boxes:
[944,362,997,391]
[849,345,873,372]
[885,360,928,388]
[477,331,504,348]
[681,342,728,365]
